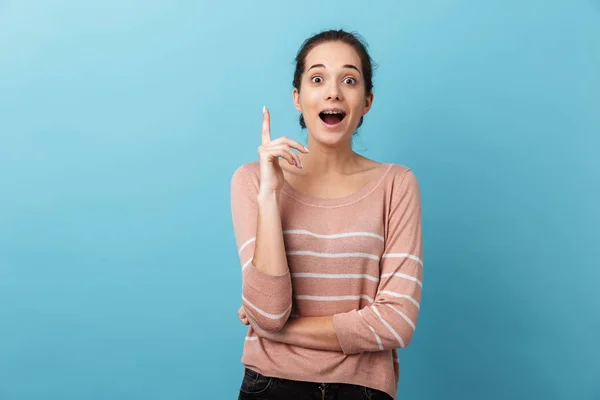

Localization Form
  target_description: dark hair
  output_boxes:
[293,29,375,131]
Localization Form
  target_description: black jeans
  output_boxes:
[238,367,393,400]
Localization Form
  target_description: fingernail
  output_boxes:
[263,105,266,114]
[304,146,309,152]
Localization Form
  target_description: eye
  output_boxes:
[344,77,356,85]
[311,76,323,83]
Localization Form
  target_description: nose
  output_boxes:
[325,82,343,101]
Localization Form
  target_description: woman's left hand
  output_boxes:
[238,306,249,325]
[238,306,279,341]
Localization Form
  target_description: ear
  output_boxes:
[292,87,302,113]
[362,92,374,116]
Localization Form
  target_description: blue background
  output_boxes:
[1,1,598,399]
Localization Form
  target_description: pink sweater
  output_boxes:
[230,161,423,399]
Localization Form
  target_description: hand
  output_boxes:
[238,305,278,341]
[258,106,309,193]
[238,306,249,325]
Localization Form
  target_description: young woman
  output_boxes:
[230,29,423,400]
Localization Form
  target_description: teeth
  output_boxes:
[322,110,344,114]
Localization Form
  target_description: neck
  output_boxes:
[300,136,360,175]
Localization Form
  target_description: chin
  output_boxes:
[311,128,353,146]
[308,115,356,144]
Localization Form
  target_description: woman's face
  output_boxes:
[293,41,373,146]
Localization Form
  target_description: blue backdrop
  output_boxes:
[1,1,598,399]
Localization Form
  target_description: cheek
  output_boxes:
[298,85,322,105]
[350,93,367,111]
[304,90,321,108]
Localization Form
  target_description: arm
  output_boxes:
[333,169,423,354]
[253,170,423,353]
[251,315,342,352]
[254,190,289,276]
[230,165,292,332]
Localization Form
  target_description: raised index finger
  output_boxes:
[261,106,271,145]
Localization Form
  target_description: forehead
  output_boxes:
[304,41,362,71]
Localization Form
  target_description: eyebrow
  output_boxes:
[307,64,362,75]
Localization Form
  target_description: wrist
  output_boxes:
[257,189,280,204]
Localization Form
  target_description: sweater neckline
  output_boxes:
[280,162,393,207]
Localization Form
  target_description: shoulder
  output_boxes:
[231,160,260,192]
[382,163,418,185]
[384,162,412,176]
[232,160,260,179]
[357,155,416,186]
[380,163,421,200]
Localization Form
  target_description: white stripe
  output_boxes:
[382,253,423,266]
[369,326,384,350]
[385,304,416,331]
[240,230,384,255]
[373,307,405,347]
[359,310,384,350]
[292,272,379,282]
[287,250,380,261]
[241,295,292,320]
[283,229,384,242]
[379,291,420,309]
[241,257,253,271]
[245,336,258,341]
[295,294,374,303]
[238,237,255,254]
[380,272,422,287]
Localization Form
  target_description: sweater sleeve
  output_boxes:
[230,164,292,332]
[332,169,423,354]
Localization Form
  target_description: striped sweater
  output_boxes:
[230,161,423,399]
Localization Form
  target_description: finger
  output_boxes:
[264,147,297,167]
[270,136,309,154]
[261,106,271,145]
[269,148,300,167]
[238,306,249,325]
[267,145,302,168]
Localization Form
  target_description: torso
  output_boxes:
[235,159,411,400]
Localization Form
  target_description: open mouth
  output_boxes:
[319,110,347,126]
